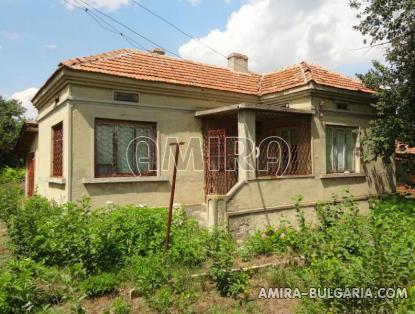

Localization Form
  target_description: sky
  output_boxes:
[0,0,386,119]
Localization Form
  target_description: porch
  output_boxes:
[195,103,314,227]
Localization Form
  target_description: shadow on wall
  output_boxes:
[362,159,395,194]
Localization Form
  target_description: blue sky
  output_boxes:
[0,0,385,119]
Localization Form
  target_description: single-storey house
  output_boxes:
[18,48,395,236]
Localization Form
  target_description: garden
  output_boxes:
[0,166,415,313]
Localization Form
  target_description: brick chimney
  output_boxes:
[151,48,165,55]
[227,53,249,73]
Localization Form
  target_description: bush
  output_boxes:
[111,297,130,314]
[0,167,25,185]
[208,228,249,297]
[0,258,67,313]
[5,196,210,274]
[80,272,119,297]
[288,194,415,313]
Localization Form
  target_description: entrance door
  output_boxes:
[27,152,35,197]
[203,126,238,196]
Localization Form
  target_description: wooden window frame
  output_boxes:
[326,125,357,173]
[94,119,157,178]
[51,122,63,178]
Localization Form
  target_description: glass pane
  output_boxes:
[96,124,114,175]
[336,129,345,172]
[136,125,155,174]
[326,127,333,172]
[117,126,134,174]
[345,129,354,171]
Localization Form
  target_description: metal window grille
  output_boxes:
[256,112,312,177]
[52,122,63,177]
[95,119,157,177]
[202,114,238,196]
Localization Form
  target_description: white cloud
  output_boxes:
[179,0,384,72]
[186,0,202,5]
[64,0,130,11]
[0,30,20,40]
[46,44,58,49]
[10,88,39,121]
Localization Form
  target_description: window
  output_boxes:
[336,103,349,111]
[326,126,357,173]
[95,119,156,177]
[52,122,63,177]
[113,91,139,103]
[256,113,312,177]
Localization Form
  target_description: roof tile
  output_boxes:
[59,48,374,96]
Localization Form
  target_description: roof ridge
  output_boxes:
[299,61,313,83]
[306,62,364,84]
[125,48,261,77]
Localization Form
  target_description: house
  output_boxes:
[17,48,395,236]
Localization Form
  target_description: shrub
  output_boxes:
[80,272,119,297]
[111,297,130,314]
[208,228,249,297]
[0,167,25,185]
[6,195,210,274]
[0,258,66,313]
[287,194,415,313]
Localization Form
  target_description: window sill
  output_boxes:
[48,177,66,185]
[320,173,366,179]
[82,176,169,184]
[252,175,315,181]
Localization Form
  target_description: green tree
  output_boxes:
[350,0,415,158]
[0,96,25,168]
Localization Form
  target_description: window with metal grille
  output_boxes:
[113,91,139,103]
[95,119,157,177]
[52,122,63,177]
[326,126,357,173]
[256,113,312,177]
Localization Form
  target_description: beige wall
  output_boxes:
[32,75,395,232]
[35,102,69,203]
[225,96,395,236]
[69,85,239,207]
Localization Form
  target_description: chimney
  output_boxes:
[151,48,165,55]
[227,52,249,73]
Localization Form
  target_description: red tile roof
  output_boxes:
[60,48,374,96]
[396,142,415,155]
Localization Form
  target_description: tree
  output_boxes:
[0,96,25,168]
[350,0,415,158]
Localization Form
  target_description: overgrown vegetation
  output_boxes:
[243,193,415,313]
[1,167,415,313]
[0,96,25,169]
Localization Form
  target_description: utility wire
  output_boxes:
[130,0,228,59]
[73,0,182,58]
[64,0,148,50]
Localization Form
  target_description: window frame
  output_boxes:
[113,90,140,103]
[326,125,357,174]
[94,118,157,178]
[51,122,64,178]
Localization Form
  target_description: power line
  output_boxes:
[130,0,228,59]
[128,1,251,73]
[73,0,182,58]
[64,0,148,50]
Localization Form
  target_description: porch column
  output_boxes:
[238,110,256,181]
